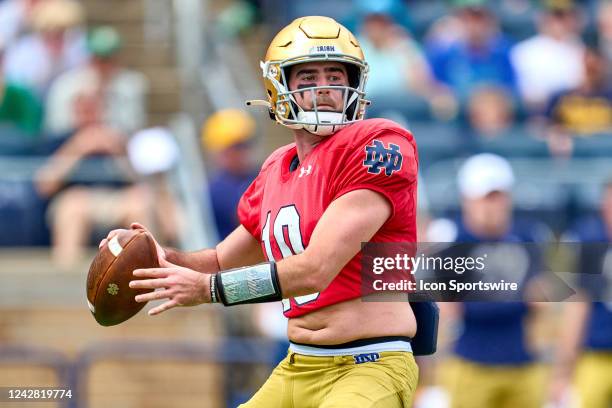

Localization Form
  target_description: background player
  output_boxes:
[430,154,548,408]
[549,180,612,408]
[102,16,420,407]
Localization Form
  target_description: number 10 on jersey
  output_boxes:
[261,205,319,311]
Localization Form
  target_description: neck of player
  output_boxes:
[293,128,327,163]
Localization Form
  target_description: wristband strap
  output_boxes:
[216,261,282,306]
[209,274,218,303]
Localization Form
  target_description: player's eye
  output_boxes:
[327,75,345,85]
[302,75,316,82]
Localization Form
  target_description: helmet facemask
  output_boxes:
[261,54,369,136]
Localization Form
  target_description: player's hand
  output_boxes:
[129,257,211,316]
[547,374,572,407]
[70,125,124,156]
[99,222,166,265]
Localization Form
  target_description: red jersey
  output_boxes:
[237,118,418,318]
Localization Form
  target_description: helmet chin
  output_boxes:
[296,111,347,136]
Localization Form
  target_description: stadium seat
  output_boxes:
[284,0,354,24]
[423,158,573,231]
[367,92,433,123]
[573,132,612,158]
[407,1,450,40]
[470,125,549,158]
[0,180,49,246]
[513,177,571,230]
[0,125,39,156]
[407,121,466,167]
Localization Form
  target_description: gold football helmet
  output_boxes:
[247,16,369,136]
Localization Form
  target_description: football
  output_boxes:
[86,229,159,326]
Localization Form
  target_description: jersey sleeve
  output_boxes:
[237,171,265,238]
[236,144,291,238]
[329,130,418,223]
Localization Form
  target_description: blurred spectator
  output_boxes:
[215,0,259,37]
[426,0,517,104]
[45,26,148,136]
[466,85,514,138]
[34,125,180,269]
[425,12,464,51]
[0,0,43,45]
[356,1,433,100]
[0,40,43,136]
[463,85,549,158]
[3,0,87,96]
[547,42,612,135]
[202,109,266,408]
[511,0,585,112]
[201,109,257,240]
[431,154,547,408]
[545,43,612,157]
[596,0,612,78]
[549,181,612,407]
[36,48,156,270]
[34,124,133,268]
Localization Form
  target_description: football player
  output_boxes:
[432,154,547,408]
[549,180,612,408]
[102,16,420,407]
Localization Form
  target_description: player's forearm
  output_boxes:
[276,252,332,298]
[552,301,590,378]
[164,247,220,274]
[210,254,328,306]
[34,154,81,197]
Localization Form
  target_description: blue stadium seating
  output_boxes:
[0,125,39,156]
[407,121,466,167]
[573,133,612,157]
[469,125,549,158]
[0,180,49,246]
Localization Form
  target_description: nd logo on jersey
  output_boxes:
[363,140,403,176]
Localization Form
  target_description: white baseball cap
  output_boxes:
[457,153,514,199]
[128,127,179,176]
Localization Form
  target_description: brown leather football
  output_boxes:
[86,229,159,326]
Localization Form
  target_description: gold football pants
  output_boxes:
[239,350,418,408]
[575,352,612,408]
[442,357,545,408]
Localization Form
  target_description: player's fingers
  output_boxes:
[130,222,147,231]
[99,228,124,248]
[102,229,124,246]
[148,300,177,316]
[129,278,168,290]
[134,289,171,303]
[158,256,179,268]
[107,229,123,238]
[133,268,170,278]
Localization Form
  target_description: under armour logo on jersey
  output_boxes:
[363,140,403,176]
[353,352,380,364]
[299,165,313,177]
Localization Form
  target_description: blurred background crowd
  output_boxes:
[0,0,611,407]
